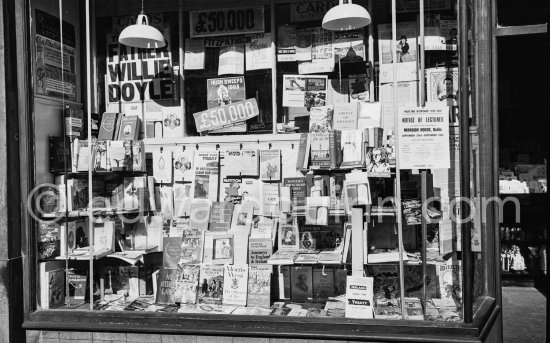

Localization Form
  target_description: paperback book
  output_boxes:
[260,149,281,181]
[222,264,249,306]
[247,264,271,307]
[194,151,220,202]
[198,265,224,305]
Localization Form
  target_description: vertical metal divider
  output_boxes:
[419,0,428,319]
[86,0,94,311]
[391,0,406,320]
[421,171,427,315]
[270,0,278,134]
[179,0,187,137]
[459,0,473,324]
[367,0,374,102]
[58,0,70,308]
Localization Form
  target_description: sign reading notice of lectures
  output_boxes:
[398,105,450,169]
[193,98,259,133]
[190,7,265,38]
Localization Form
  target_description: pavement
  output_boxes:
[502,286,547,343]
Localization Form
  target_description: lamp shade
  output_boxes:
[118,13,166,49]
[322,1,371,31]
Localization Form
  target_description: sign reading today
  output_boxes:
[190,7,265,38]
[398,105,450,169]
[193,98,259,132]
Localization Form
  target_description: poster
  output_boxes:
[218,44,245,75]
[106,19,173,105]
[184,38,205,70]
[245,33,273,71]
[277,25,297,62]
[295,28,313,61]
[333,30,365,63]
[425,15,458,51]
[206,77,245,109]
[282,75,328,108]
[398,105,450,169]
[378,22,418,83]
[396,0,452,13]
[426,67,459,125]
[189,7,265,38]
[290,1,337,22]
[348,74,370,102]
[34,9,77,101]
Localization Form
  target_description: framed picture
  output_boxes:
[212,234,233,264]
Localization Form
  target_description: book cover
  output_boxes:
[155,267,178,304]
[283,177,307,214]
[173,183,194,217]
[251,216,275,239]
[259,149,281,181]
[203,233,234,265]
[39,261,65,309]
[93,221,115,252]
[369,264,400,306]
[123,176,148,211]
[223,150,259,177]
[310,132,330,169]
[276,265,291,299]
[210,202,234,232]
[60,221,77,254]
[179,225,204,264]
[71,179,88,210]
[438,261,462,305]
[198,265,224,305]
[174,264,200,304]
[67,269,87,305]
[173,151,195,182]
[345,276,374,319]
[98,112,120,140]
[333,103,359,130]
[305,174,330,197]
[249,238,273,264]
[329,130,342,169]
[267,250,298,265]
[107,140,127,171]
[313,267,335,300]
[341,130,364,168]
[163,237,183,269]
[290,266,313,301]
[308,106,333,133]
[92,141,108,172]
[329,173,346,214]
[38,221,60,260]
[230,204,254,233]
[261,183,280,216]
[158,186,174,218]
[278,224,300,251]
[117,115,140,141]
[48,136,71,173]
[295,133,310,171]
[222,264,249,306]
[162,107,184,138]
[132,141,145,171]
[76,140,92,172]
[233,231,249,265]
[189,201,211,231]
[247,264,271,307]
[153,150,173,184]
[194,151,220,202]
[64,107,83,138]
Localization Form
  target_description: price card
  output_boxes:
[193,98,259,133]
[190,7,265,38]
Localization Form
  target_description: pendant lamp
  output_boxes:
[118,0,165,49]
[322,0,371,31]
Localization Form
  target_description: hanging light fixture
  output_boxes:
[322,0,371,31]
[118,0,165,49]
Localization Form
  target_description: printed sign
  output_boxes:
[190,7,265,38]
[193,98,259,132]
[398,105,450,169]
[290,1,337,22]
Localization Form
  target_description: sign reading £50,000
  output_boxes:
[193,98,259,133]
[190,7,264,38]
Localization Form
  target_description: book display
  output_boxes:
[22,0,501,341]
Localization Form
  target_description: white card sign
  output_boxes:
[193,98,259,132]
[398,105,450,169]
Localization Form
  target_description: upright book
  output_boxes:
[198,265,224,305]
[117,115,140,141]
[259,149,281,181]
[98,112,120,140]
[290,266,313,301]
[222,264,249,306]
[39,261,65,309]
[210,202,234,232]
[247,264,271,307]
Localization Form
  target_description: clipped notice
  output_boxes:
[398,105,450,169]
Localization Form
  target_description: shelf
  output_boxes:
[42,209,148,219]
